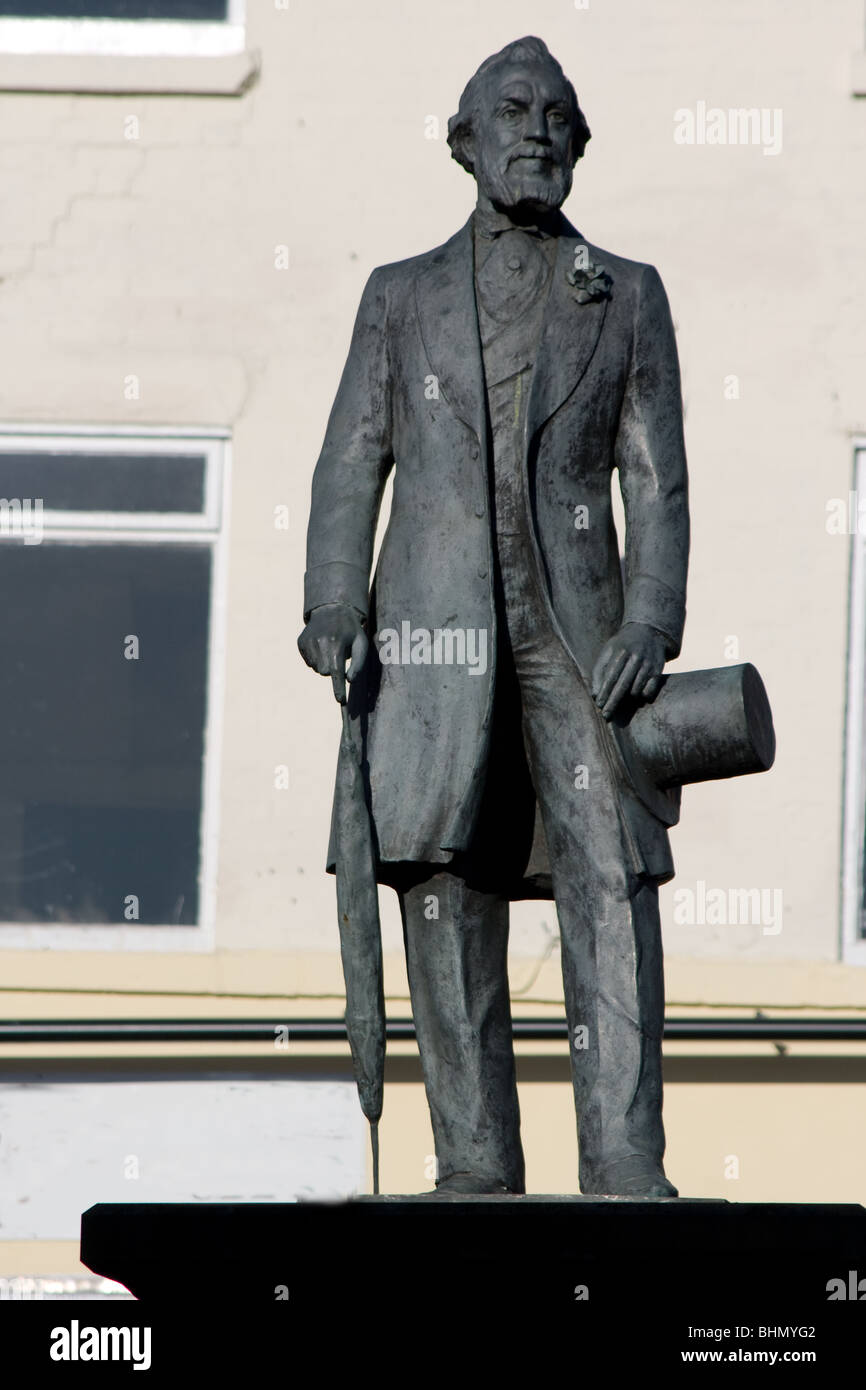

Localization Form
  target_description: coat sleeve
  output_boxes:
[303,267,394,622]
[614,263,690,658]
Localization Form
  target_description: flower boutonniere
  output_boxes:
[566,245,613,304]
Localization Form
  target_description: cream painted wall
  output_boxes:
[0,1,861,978]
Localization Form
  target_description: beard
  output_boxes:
[475,145,572,217]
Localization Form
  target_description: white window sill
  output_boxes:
[0,15,245,56]
[0,48,259,96]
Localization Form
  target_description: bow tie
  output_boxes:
[473,207,561,241]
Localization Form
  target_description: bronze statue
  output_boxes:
[299,37,773,1198]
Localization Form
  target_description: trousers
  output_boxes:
[395,524,669,1193]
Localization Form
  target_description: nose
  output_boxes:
[523,102,553,145]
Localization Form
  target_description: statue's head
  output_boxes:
[447,36,590,218]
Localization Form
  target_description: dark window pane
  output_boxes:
[0,451,206,514]
[0,2,228,18]
[0,541,211,925]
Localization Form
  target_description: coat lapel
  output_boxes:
[414,216,486,446]
[525,222,610,447]
[414,212,610,454]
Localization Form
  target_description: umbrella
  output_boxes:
[334,701,386,1193]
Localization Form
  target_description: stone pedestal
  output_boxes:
[82,1196,866,1323]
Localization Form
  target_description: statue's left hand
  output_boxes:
[591,622,666,721]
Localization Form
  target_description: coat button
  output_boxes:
[470,445,480,459]
[477,565,487,579]
[474,504,485,518]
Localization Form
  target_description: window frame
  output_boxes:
[0,423,231,953]
[0,426,223,532]
[841,439,866,965]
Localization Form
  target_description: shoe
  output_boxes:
[583,1155,679,1198]
[418,1171,516,1197]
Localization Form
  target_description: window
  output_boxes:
[842,441,866,964]
[0,426,229,951]
[0,0,245,56]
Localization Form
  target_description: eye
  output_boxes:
[499,106,522,121]
[548,110,568,126]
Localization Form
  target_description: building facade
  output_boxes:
[0,0,864,1286]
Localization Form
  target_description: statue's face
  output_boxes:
[468,61,574,215]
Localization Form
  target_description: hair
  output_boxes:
[446,36,591,175]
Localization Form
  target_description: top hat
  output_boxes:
[611,663,775,825]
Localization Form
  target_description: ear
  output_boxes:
[451,126,476,175]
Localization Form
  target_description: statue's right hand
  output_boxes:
[297,603,369,705]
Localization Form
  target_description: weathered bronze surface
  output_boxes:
[299,37,774,1198]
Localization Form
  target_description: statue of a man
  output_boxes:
[299,36,689,1198]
